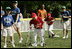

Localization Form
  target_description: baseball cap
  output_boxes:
[62,6,66,9]
[6,7,11,10]
[48,13,51,16]
[12,1,18,4]
[31,13,36,18]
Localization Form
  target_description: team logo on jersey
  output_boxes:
[4,17,12,23]
[11,11,17,15]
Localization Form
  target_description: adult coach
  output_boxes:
[61,6,71,39]
[11,1,23,43]
[37,4,47,20]
[37,4,47,31]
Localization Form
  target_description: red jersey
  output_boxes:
[45,17,54,25]
[30,16,44,29]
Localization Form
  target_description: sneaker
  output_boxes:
[12,43,15,47]
[49,35,51,38]
[52,34,55,38]
[4,45,7,48]
[32,43,37,46]
[53,34,60,37]
[19,38,23,43]
[63,36,65,39]
[40,43,45,46]
[66,35,68,38]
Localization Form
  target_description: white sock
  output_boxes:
[49,30,54,35]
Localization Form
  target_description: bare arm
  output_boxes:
[1,23,3,30]
[16,14,20,23]
[45,10,47,18]
[37,10,40,16]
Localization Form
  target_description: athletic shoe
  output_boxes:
[40,43,45,46]
[53,34,60,37]
[32,43,37,46]
[12,44,15,47]
[49,35,51,38]
[4,45,7,48]
[66,35,68,38]
[63,36,65,39]
[52,34,55,37]
[19,37,23,43]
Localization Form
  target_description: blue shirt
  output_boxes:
[11,7,20,22]
[1,15,14,27]
[61,11,71,21]
[1,10,5,17]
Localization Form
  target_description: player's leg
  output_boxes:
[10,36,15,47]
[32,29,38,46]
[2,29,7,48]
[48,25,55,37]
[66,20,70,38]
[48,25,51,38]
[63,22,66,39]
[40,29,45,46]
[16,22,23,43]
[8,27,15,47]
[3,36,7,48]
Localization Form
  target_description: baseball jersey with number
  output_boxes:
[45,17,54,25]
[61,11,71,21]
[1,15,14,27]
[30,16,44,29]
[11,7,20,22]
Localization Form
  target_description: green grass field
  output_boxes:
[1,30,71,48]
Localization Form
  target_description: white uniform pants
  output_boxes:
[33,28,45,44]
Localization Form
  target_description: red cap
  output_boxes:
[32,13,36,18]
[48,13,51,16]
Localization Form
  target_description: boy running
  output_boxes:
[45,13,59,38]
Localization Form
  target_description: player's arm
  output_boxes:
[51,18,55,22]
[1,11,5,16]
[1,13,4,16]
[45,10,47,18]
[67,11,71,18]
[1,17,4,30]
[49,18,55,23]
[29,20,32,29]
[16,8,20,23]
[40,17,45,26]
[37,10,40,16]
[1,23,3,30]
[60,13,63,23]
[16,14,19,23]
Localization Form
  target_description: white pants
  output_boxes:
[63,20,70,29]
[33,28,45,44]
[2,26,13,37]
[48,24,54,35]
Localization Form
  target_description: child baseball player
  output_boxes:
[1,7,15,48]
[45,13,59,38]
[29,13,45,46]
[11,1,23,43]
[61,6,71,39]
